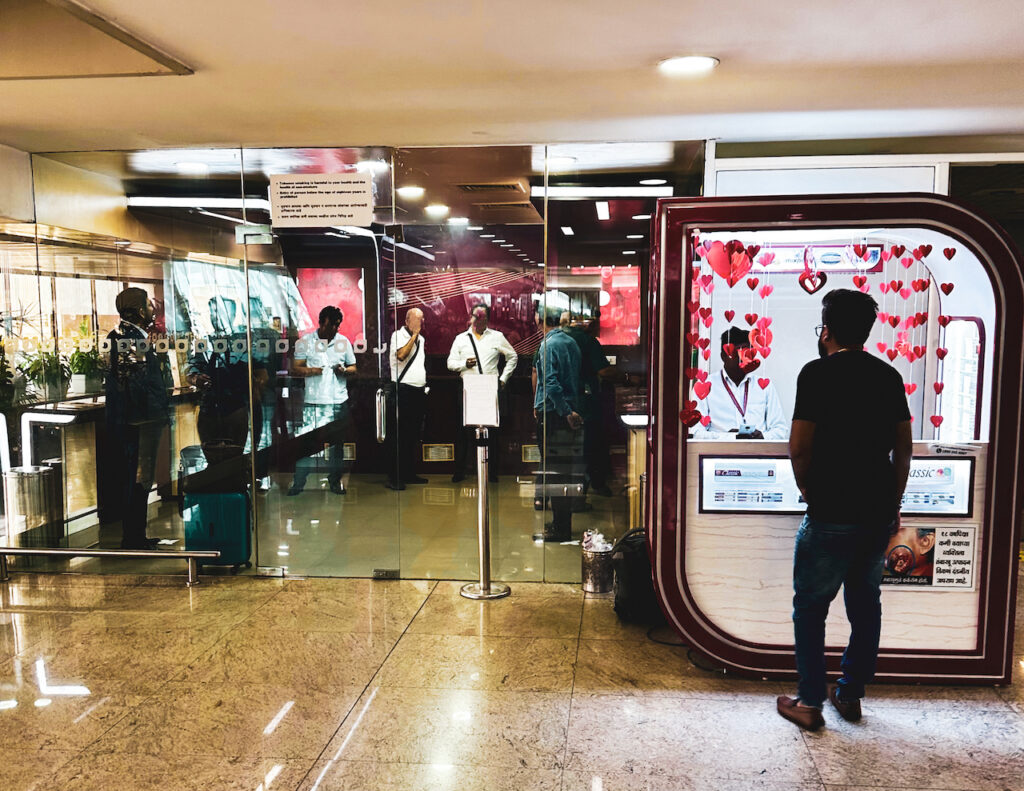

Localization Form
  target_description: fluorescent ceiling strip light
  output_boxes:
[531,186,672,198]
[561,227,574,236]
[127,197,273,211]
[383,241,435,261]
[595,202,610,221]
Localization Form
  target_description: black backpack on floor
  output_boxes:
[612,528,666,625]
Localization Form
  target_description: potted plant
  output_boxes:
[69,345,104,393]
[20,348,72,402]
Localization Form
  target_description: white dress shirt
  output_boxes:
[446,327,518,385]
[295,331,356,404]
[389,327,426,387]
[692,369,788,440]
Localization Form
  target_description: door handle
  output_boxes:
[375,388,387,443]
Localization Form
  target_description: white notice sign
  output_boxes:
[269,173,374,228]
[463,374,499,427]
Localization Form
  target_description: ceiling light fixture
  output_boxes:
[500,244,514,248]
[396,186,425,199]
[491,238,506,243]
[632,214,651,221]
[623,250,637,255]
[175,161,210,176]
[531,186,672,199]
[595,202,610,221]
[479,234,495,238]
[657,55,720,77]
[126,197,272,211]
[448,217,469,225]
[639,178,667,186]
[467,225,484,231]
[425,204,449,218]
[626,234,644,239]
[561,227,574,236]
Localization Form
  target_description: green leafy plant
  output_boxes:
[68,345,102,376]
[0,340,14,406]
[19,349,71,389]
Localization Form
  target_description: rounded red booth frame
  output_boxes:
[647,193,1023,684]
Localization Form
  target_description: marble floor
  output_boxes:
[0,569,1022,791]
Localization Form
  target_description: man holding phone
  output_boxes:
[289,305,357,496]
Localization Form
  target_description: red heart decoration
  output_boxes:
[756,252,775,268]
[930,415,944,428]
[759,346,772,358]
[886,349,899,361]
[680,409,701,428]
[880,250,893,263]
[702,349,711,360]
[756,316,773,330]
[902,317,915,330]
[757,377,770,390]
[695,244,709,259]
[724,309,735,322]
[697,337,710,350]
[887,315,900,328]
[918,244,932,258]
[889,280,903,291]
[746,245,761,259]
[706,240,753,287]
[700,275,715,294]
[746,277,760,291]
[684,400,698,412]
[694,381,712,400]
[726,253,751,287]
[798,270,827,294]
[936,347,948,360]
[900,257,914,269]
[700,415,712,427]
[702,316,713,328]
[685,332,699,345]
[876,342,888,354]
[879,283,891,294]
[852,275,867,289]
[705,241,729,275]
[937,315,951,327]
[694,369,708,382]
[890,244,905,258]
[744,313,758,326]
[943,248,956,260]
[685,367,700,379]
[722,343,736,357]
[853,244,867,259]
[878,311,890,323]
[759,285,774,299]
[687,301,700,314]
[940,282,954,296]
[933,382,944,394]
[899,288,911,300]
[914,345,925,358]
[750,328,773,349]
[699,307,712,320]
[906,352,917,363]
[905,383,917,395]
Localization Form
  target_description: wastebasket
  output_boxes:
[581,546,615,594]
[3,465,65,558]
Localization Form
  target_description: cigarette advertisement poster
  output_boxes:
[882,525,976,590]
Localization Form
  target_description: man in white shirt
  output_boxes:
[447,302,518,483]
[693,326,788,440]
[289,305,357,495]
[386,307,427,490]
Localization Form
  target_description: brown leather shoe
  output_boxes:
[776,695,824,731]
[829,685,862,722]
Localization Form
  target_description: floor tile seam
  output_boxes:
[291,578,441,790]
[557,587,587,791]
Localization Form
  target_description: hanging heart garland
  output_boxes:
[758,284,774,299]
[757,377,770,390]
[756,252,775,268]
[852,274,868,289]
[853,244,868,259]
[940,282,954,295]
[746,277,759,291]
[798,271,827,294]
[930,415,944,428]
[943,248,956,260]
[694,381,712,400]
[724,309,735,322]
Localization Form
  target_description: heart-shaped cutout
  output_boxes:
[889,280,903,291]
[881,250,893,263]
[900,256,914,269]
[936,347,948,360]
[687,301,700,314]
[724,309,735,322]
[744,312,758,326]
[702,349,711,360]
[702,316,713,328]
[930,415,944,428]
[798,270,827,294]
[890,244,906,258]
[917,244,932,258]
[876,342,888,354]
[933,382,944,394]
[853,244,867,259]
[914,345,925,358]
[878,311,890,323]
[695,244,709,258]
[943,248,956,260]
[886,349,898,362]
[746,245,761,259]
[746,277,759,291]
[699,307,712,320]
[759,284,774,299]
[852,274,867,289]
[694,381,712,400]
[899,288,911,299]
[879,283,891,294]
[757,377,770,390]
[680,409,701,428]
[937,315,951,327]
[722,343,736,357]
[700,415,712,427]
[694,369,708,382]
[940,282,954,296]
[887,315,900,328]
[686,332,699,345]
[757,252,775,268]
[905,383,917,395]
[697,337,710,350]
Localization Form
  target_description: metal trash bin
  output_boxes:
[3,465,65,560]
[581,546,615,594]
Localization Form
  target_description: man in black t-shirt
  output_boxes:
[777,289,913,731]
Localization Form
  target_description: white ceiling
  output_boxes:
[3,0,1024,152]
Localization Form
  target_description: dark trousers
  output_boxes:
[536,412,584,534]
[792,515,891,708]
[115,421,167,546]
[387,383,426,485]
[292,402,352,488]
[582,413,610,490]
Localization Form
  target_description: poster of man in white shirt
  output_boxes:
[446,302,518,482]
[288,305,357,495]
[692,326,788,440]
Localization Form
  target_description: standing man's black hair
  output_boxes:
[319,305,344,325]
[821,289,878,348]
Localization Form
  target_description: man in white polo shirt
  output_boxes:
[693,326,788,440]
[289,305,357,495]
[447,302,518,483]
[386,307,427,490]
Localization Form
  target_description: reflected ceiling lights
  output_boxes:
[396,185,425,199]
[355,160,389,174]
[531,186,672,198]
[657,55,719,77]
[448,217,469,226]
[595,202,610,221]
[632,214,651,221]
[467,225,483,231]
[425,204,449,218]
[626,234,644,239]
[561,227,574,236]
[623,250,637,255]
[480,234,495,238]
[639,178,667,186]
[545,156,577,171]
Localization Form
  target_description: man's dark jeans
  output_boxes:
[792,514,891,708]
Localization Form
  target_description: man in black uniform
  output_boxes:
[778,289,913,731]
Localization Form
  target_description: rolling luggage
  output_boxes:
[183,491,252,569]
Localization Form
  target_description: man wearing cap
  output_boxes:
[105,287,173,549]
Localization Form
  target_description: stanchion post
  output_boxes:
[461,427,510,600]
[186,557,200,587]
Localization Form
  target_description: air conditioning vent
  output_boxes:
[474,202,534,212]
[457,182,525,193]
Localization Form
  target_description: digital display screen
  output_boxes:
[699,456,974,516]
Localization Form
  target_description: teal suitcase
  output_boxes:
[183,492,252,569]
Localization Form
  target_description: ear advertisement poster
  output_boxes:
[882,525,976,590]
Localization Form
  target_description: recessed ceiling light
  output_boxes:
[657,55,719,77]
[448,217,469,225]
[491,238,506,243]
[561,226,574,236]
[632,214,651,221]
[467,225,484,231]
[355,160,390,174]
[500,244,514,248]
[175,161,209,175]
[113,240,132,246]
[518,253,528,257]
[425,204,449,218]
[623,250,637,255]
[480,234,495,238]
[421,244,433,249]
[596,201,610,221]
[639,178,667,186]
[396,186,425,199]
[626,234,644,239]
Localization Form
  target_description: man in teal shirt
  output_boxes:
[534,302,584,541]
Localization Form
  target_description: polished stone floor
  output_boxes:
[1,570,1022,791]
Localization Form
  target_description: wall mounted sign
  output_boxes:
[269,173,373,228]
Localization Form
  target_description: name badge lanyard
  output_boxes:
[721,371,749,418]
